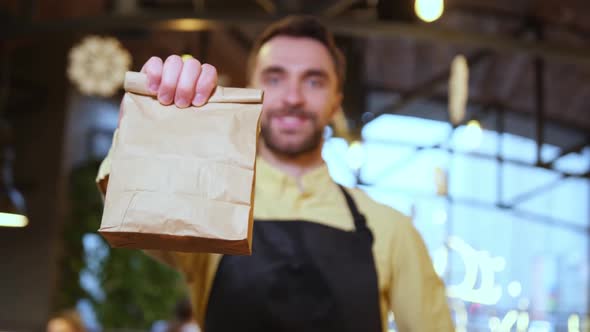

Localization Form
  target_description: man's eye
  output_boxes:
[266,76,281,85]
[307,78,324,88]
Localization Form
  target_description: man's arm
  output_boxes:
[390,217,454,331]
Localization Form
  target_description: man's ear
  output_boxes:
[329,92,343,120]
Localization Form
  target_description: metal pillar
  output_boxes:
[534,24,545,166]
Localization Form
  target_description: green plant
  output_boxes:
[54,160,185,329]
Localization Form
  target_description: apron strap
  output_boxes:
[338,185,370,233]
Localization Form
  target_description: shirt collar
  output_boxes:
[255,157,332,195]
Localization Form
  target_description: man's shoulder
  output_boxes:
[345,187,411,231]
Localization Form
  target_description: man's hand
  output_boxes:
[117,55,218,127]
[141,55,218,108]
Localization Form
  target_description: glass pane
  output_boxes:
[371,148,450,194]
[449,125,499,156]
[518,177,590,227]
[449,154,499,204]
[501,133,560,164]
[501,163,562,205]
[363,114,452,146]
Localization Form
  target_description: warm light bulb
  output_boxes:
[448,55,469,125]
[67,35,132,97]
[415,0,444,23]
[466,119,482,131]
[462,119,483,150]
[0,212,28,227]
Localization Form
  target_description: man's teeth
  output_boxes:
[282,116,301,124]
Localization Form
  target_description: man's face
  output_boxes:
[251,36,342,157]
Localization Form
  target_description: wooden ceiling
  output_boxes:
[1,0,589,135]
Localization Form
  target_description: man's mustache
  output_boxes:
[267,108,317,120]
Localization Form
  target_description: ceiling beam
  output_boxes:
[320,0,359,18]
[539,139,590,168]
[225,26,254,51]
[369,49,493,117]
[3,14,590,66]
[364,137,590,180]
[451,5,590,42]
[254,0,277,14]
[367,86,590,135]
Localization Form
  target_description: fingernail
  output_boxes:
[149,82,159,94]
[159,93,172,104]
[176,98,188,108]
[193,93,206,106]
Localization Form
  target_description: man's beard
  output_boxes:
[260,107,324,157]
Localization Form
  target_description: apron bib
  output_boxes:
[205,186,382,332]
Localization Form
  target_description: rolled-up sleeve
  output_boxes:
[390,217,454,332]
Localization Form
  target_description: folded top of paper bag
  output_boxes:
[98,71,263,255]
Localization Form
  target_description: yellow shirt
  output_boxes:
[99,148,453,331]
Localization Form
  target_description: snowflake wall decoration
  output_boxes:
[67,36,132,97]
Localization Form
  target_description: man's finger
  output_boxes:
[140,56,163,94]
[174,58,202,108]
[193,64,218,107]
[158,55,183,105]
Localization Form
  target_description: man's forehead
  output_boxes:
[256,36,336,75]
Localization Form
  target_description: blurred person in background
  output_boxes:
[46,309,86,332]
[97,15,453,331]
[167,297,201,332]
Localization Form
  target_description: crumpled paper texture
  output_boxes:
[99,82,262,255]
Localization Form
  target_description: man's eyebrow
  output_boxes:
[303,69,330,80]
[260,66,332,83]
[260,66,286,75]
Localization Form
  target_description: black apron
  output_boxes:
[205,186,382,332]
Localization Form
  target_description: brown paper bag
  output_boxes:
[98,71,263,255]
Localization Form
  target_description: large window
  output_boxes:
[323,114,589,332]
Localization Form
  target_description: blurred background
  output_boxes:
[0,0,588,331]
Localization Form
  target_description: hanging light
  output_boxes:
[434,166,448,196]
[414,0,444,23]
[464,119,483,149]
[448,54,469,125]
[67,35,132,97]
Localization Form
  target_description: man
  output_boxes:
[97,16,453,331]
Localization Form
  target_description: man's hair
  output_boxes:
[247,15,346,90]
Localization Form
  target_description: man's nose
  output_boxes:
[283,81,304,107]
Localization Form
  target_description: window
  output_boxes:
[323,114,589,331]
